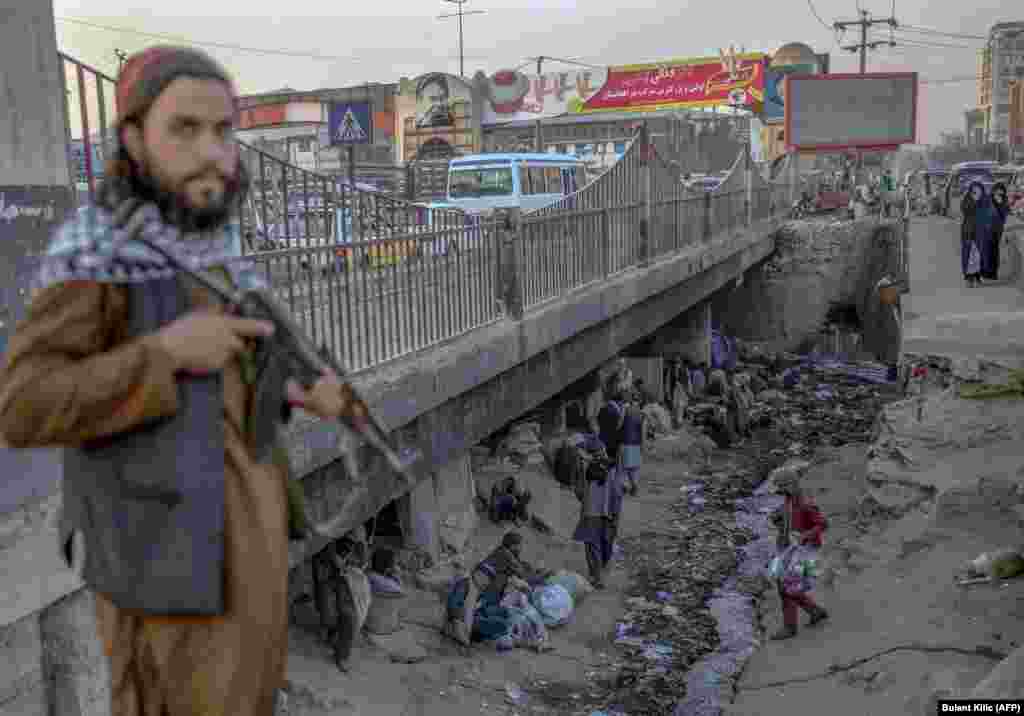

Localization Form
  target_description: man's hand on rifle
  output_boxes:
[285,374,356,421]
[155,311,275,375]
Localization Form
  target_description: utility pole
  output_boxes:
[833,10,898,74]
[438,0,486,78]
[833,10,898,186]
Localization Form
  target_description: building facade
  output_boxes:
[978,22,1024,148]
[234,84,398,175]
[1010,78,1024,156]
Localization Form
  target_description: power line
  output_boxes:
[883,33,982,50]
[57,15,490,64]
[898,24,988,41]
[806,0,832,31]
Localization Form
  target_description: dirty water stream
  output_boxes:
[673,480,783,716]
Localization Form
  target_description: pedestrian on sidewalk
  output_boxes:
[975,182,999,283]
[961,182,985,287]
[769,472,829,641]
[0,45,361,716]
[988,182,1012,282]
[619,394,646,496]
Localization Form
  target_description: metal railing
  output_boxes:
[57,52,790,376]
[236,141,503,371]
[58,52,117,207]
[516,124,792,312]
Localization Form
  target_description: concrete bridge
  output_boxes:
[0,4,791,712]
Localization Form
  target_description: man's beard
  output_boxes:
[132,152,245,234]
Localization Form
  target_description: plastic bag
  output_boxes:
[967,240,981,276]
[768,545,819,583]
[710,331,737,371]
[546,570,594,603]
[530,584,574,627]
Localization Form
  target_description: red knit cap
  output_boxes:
[115,45,236,125]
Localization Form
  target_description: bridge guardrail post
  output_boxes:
[601,208,611,278]
[702,192,712,242]
[639,121,652,266]
[497,208,524,320]
[745,155,754,227]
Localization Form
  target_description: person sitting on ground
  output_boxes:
[769,472,829,641]
[489,476,533,525]
[367,547,403,596]
[634,378,658,407]
[443,532,550,646]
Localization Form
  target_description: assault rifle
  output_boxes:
[115,202,419,538]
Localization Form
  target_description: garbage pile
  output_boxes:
[497,421,546,466]
[683,349,903,455]
[563,449,783,716]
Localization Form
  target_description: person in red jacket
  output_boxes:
[769,472,829,640]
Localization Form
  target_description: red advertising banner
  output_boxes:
[237,104,288,129]
[579,53,767,114]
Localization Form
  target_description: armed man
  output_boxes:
[0,46,363,715]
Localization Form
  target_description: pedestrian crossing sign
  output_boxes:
[328,102,373,146]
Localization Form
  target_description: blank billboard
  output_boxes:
[784,73,917,151]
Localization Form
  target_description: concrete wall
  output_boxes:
[708,218,901,360]
[0,3,91,714]
[0,0,70,187]
[642,300,712,365]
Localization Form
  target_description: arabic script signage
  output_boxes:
[478,69,609,124]
[578,53,767,114]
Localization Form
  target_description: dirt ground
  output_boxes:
[281,434,708,716]
[728,437,1022,716]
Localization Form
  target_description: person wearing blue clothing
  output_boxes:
[987,183,1012,281]
[619,395,646,496]
[974,183,998,283]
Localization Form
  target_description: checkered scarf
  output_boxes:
[34,201,267,292]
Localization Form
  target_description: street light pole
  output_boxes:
[438,0,486,78]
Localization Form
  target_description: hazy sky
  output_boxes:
[53,0,1021,144]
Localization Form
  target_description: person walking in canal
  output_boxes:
[988,182,1012,282]
[961,181,985,287]
[0,45,359,715]
[769,471,829,640]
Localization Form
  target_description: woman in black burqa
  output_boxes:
[960,181,985,287]
[986,182,1012,282]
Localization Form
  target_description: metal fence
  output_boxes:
[57,51,789,376]
[236,142,503,371]
[58,52,117,207]
[517,124,792,312]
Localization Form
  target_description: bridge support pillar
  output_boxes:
[498,209,523,319]
[0,0,73,356]
[0,6,98,716]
